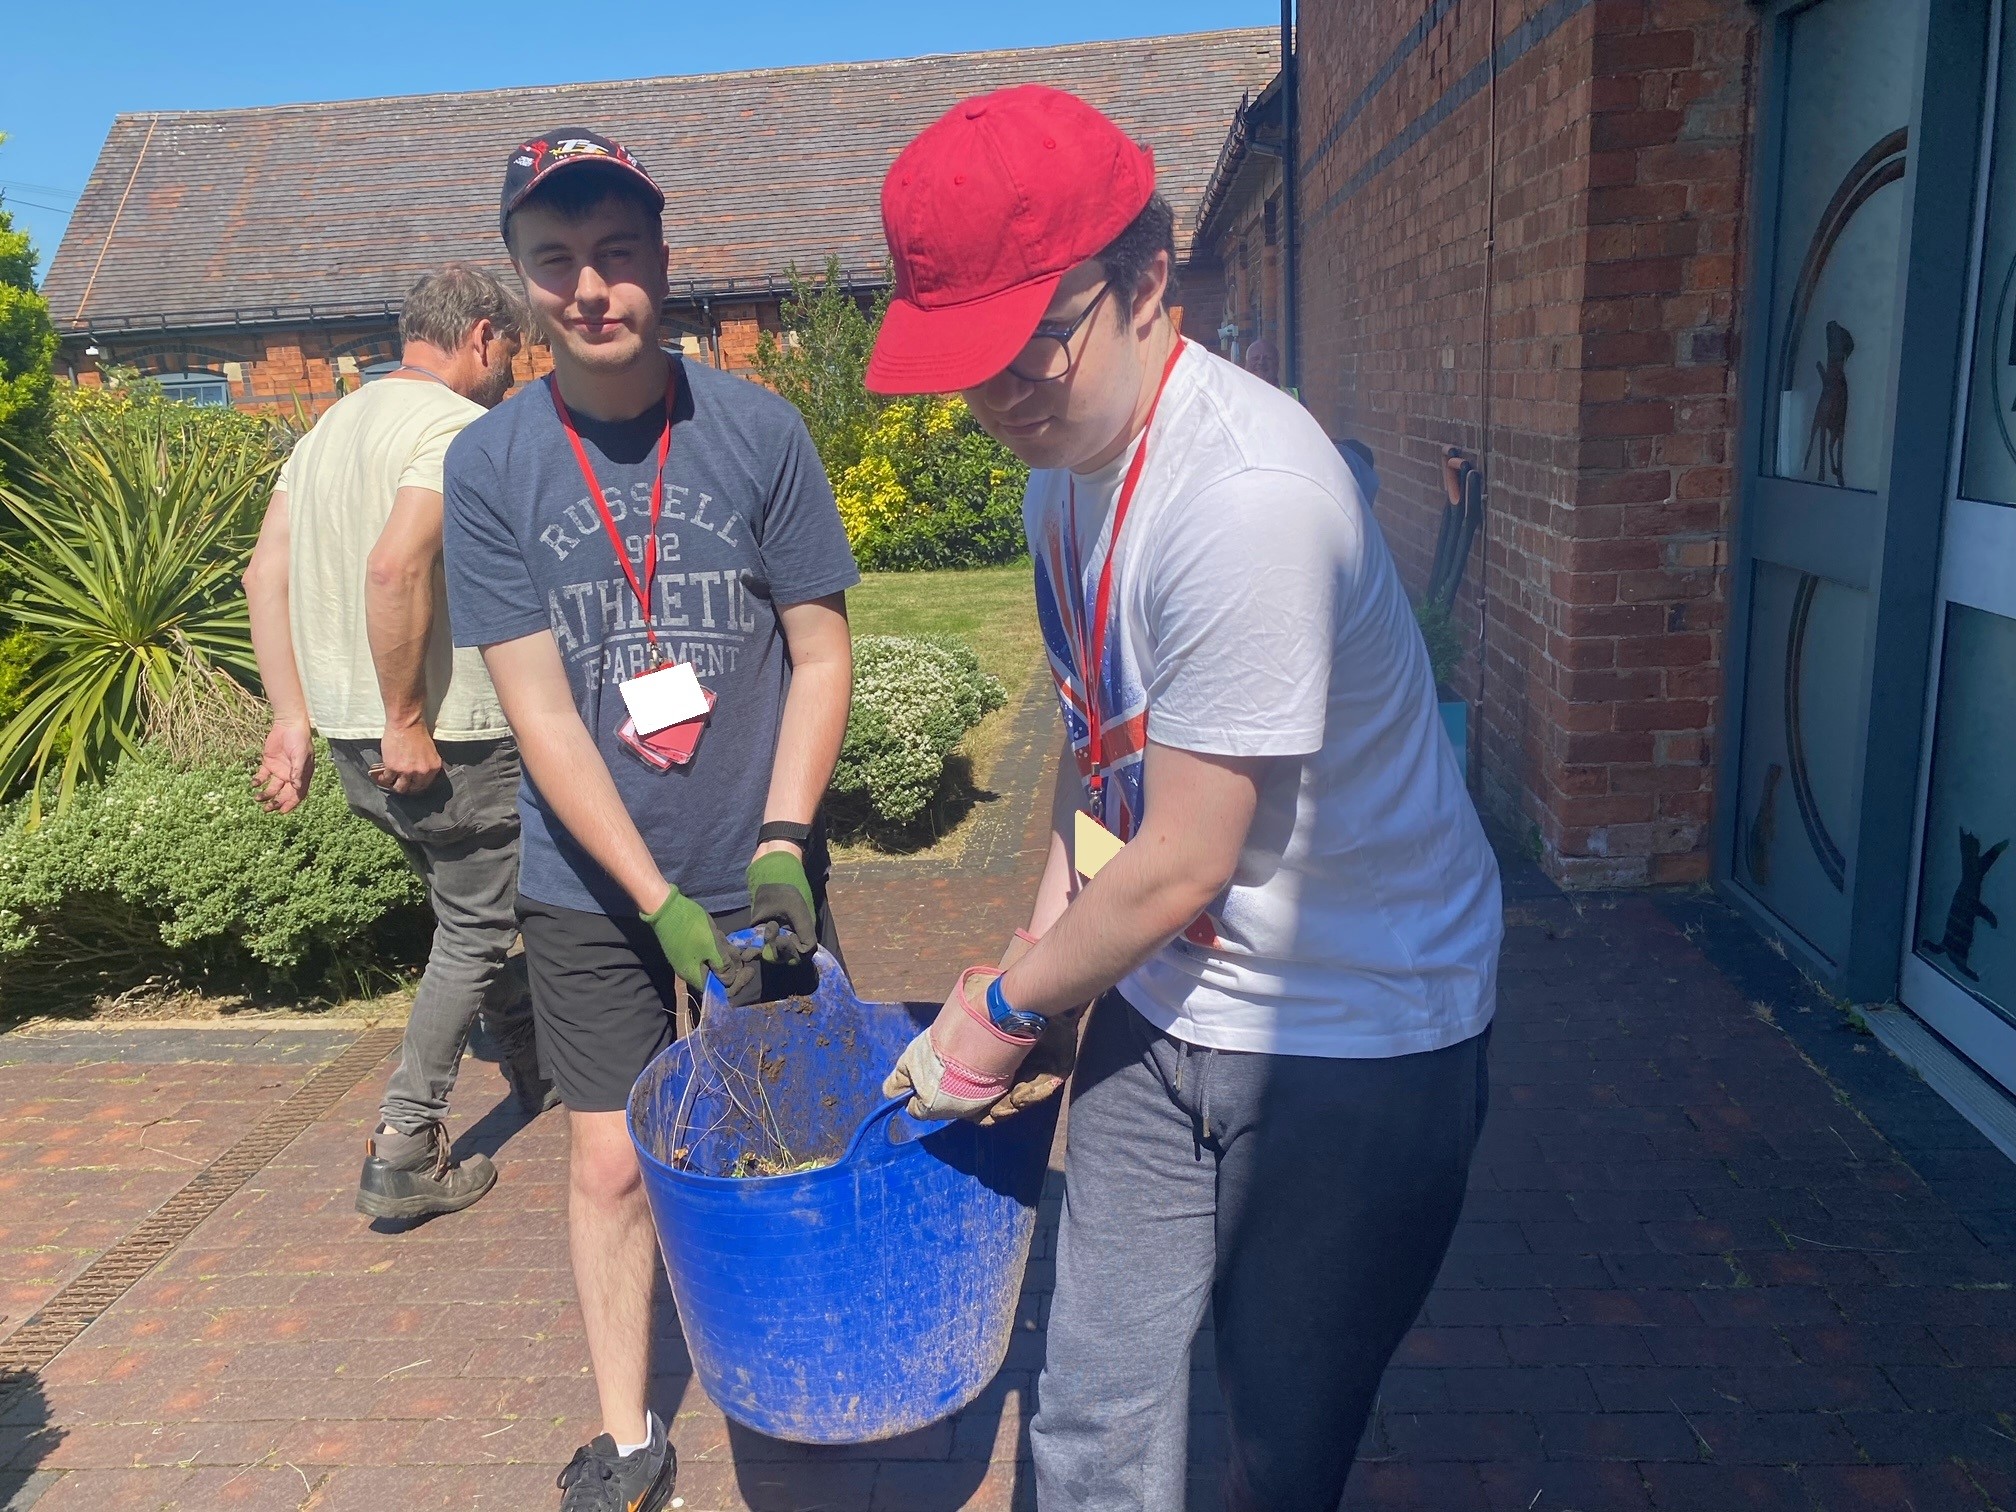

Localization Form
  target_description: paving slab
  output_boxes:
[0,1027,362,1068]
[0,1037,360,1350]
[0,750,2013,1508]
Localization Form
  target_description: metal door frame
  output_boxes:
[1896,0,2016,1091]
[1716,0,1991,1001]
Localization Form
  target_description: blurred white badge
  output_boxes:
[618,661,709,735]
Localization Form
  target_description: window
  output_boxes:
[1760,0,1918,489]
[155,371,231,407]
[1263,196,1279,248]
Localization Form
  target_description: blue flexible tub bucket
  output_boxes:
[627,943,1059,1444]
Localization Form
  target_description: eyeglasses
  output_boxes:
[1005,283,1113,384]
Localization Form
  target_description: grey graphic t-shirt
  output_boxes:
[442,356,858,915]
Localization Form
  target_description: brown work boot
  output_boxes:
[355,1121,496,1220]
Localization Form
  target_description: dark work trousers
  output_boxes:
[329,737,537,1134]
[1029,995,1491,1512]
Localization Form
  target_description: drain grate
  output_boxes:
[0,1024,404,1381]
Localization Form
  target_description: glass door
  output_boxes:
[1729,0,1925,964]
[1901,0,2016,1094]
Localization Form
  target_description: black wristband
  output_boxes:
[757,820,813,846]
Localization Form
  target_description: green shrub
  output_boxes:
[831,635,1006,826]
[1415,599,1462,692]
[0,628,36,727]
[752,258,888,483]
[0,743,424,1002]
[835,396,1029,571]
[0,391,285,813]
[49,365,289,463]
[0,157,58,489]
[755,259,1029,571]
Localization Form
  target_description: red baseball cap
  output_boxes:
[866,85,1156,395]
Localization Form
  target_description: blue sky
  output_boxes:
[1,1,1279,284]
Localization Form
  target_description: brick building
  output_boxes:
[47,8,2016,1093]
[1283,0,2016,1097]
[1193,76,1290,382]
[1291,0,1753,895]
[43,30,1274,411]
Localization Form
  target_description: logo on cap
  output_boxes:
[499,126,664,240]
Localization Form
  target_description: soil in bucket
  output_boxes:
[666,994,879,1179]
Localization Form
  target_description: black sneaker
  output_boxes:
[355,1122,496,1220]
[504,1046,561,1116]
[557,1415,676,1512]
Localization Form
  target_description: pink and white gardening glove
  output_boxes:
[883,966,1037,1122]
[977,929,1087,1128]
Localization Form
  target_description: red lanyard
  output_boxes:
[1066,338,1187,796]
[548,372,676,665]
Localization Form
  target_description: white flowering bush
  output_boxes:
[832,636,1006,827]
[0,743,423,1000]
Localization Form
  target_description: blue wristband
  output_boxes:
[985,973,1048,1041]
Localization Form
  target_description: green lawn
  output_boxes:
[835,562,1049,858]
[845,561,1043,705]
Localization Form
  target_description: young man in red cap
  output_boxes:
[876,87,1503,1510]
[442,129,857,1511]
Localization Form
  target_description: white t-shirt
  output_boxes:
[281,378,508,742]
[1025,342,1501,1058]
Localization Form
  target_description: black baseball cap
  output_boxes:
[498,127,665,239]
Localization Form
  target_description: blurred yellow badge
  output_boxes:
[1074,809,1125,880]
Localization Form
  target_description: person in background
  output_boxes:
[442,128,857,1512]
[1241,332,1280,386]
[871,87,1504,1512]
[245,263,549,1223]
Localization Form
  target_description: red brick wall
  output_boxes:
[1200,169,1290,377]
[1296,0,1757,886]
[64,306,776,415]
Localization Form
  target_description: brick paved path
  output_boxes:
[2,717,2014,1508]
[0,1033,354,1350]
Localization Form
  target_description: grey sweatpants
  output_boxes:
[1030,996,1490,1512]
[329,737,537,1134]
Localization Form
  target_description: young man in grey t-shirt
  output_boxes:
[442,130,857,1511]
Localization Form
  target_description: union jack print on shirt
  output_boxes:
[1033,491,1149,843]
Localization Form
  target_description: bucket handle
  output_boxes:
[705,926,843,1004]
[842,1096,952,1167]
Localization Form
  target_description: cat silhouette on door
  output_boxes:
[1804,320,1854,487]
[1923,828,2008,983]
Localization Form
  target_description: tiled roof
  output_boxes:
[44,29,1277,333]
[1194,72,1284,249]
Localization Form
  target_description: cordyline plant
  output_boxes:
[0,401,284,816]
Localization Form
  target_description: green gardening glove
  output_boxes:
[746,850,818,965]
[643,888,760,1004]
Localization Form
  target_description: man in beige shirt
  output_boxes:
[245,264,546,1220]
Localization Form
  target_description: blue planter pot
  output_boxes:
[1439,698,1468,759]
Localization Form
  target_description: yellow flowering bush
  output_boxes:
[754,262,1027,571]
[833,395,1028,571]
